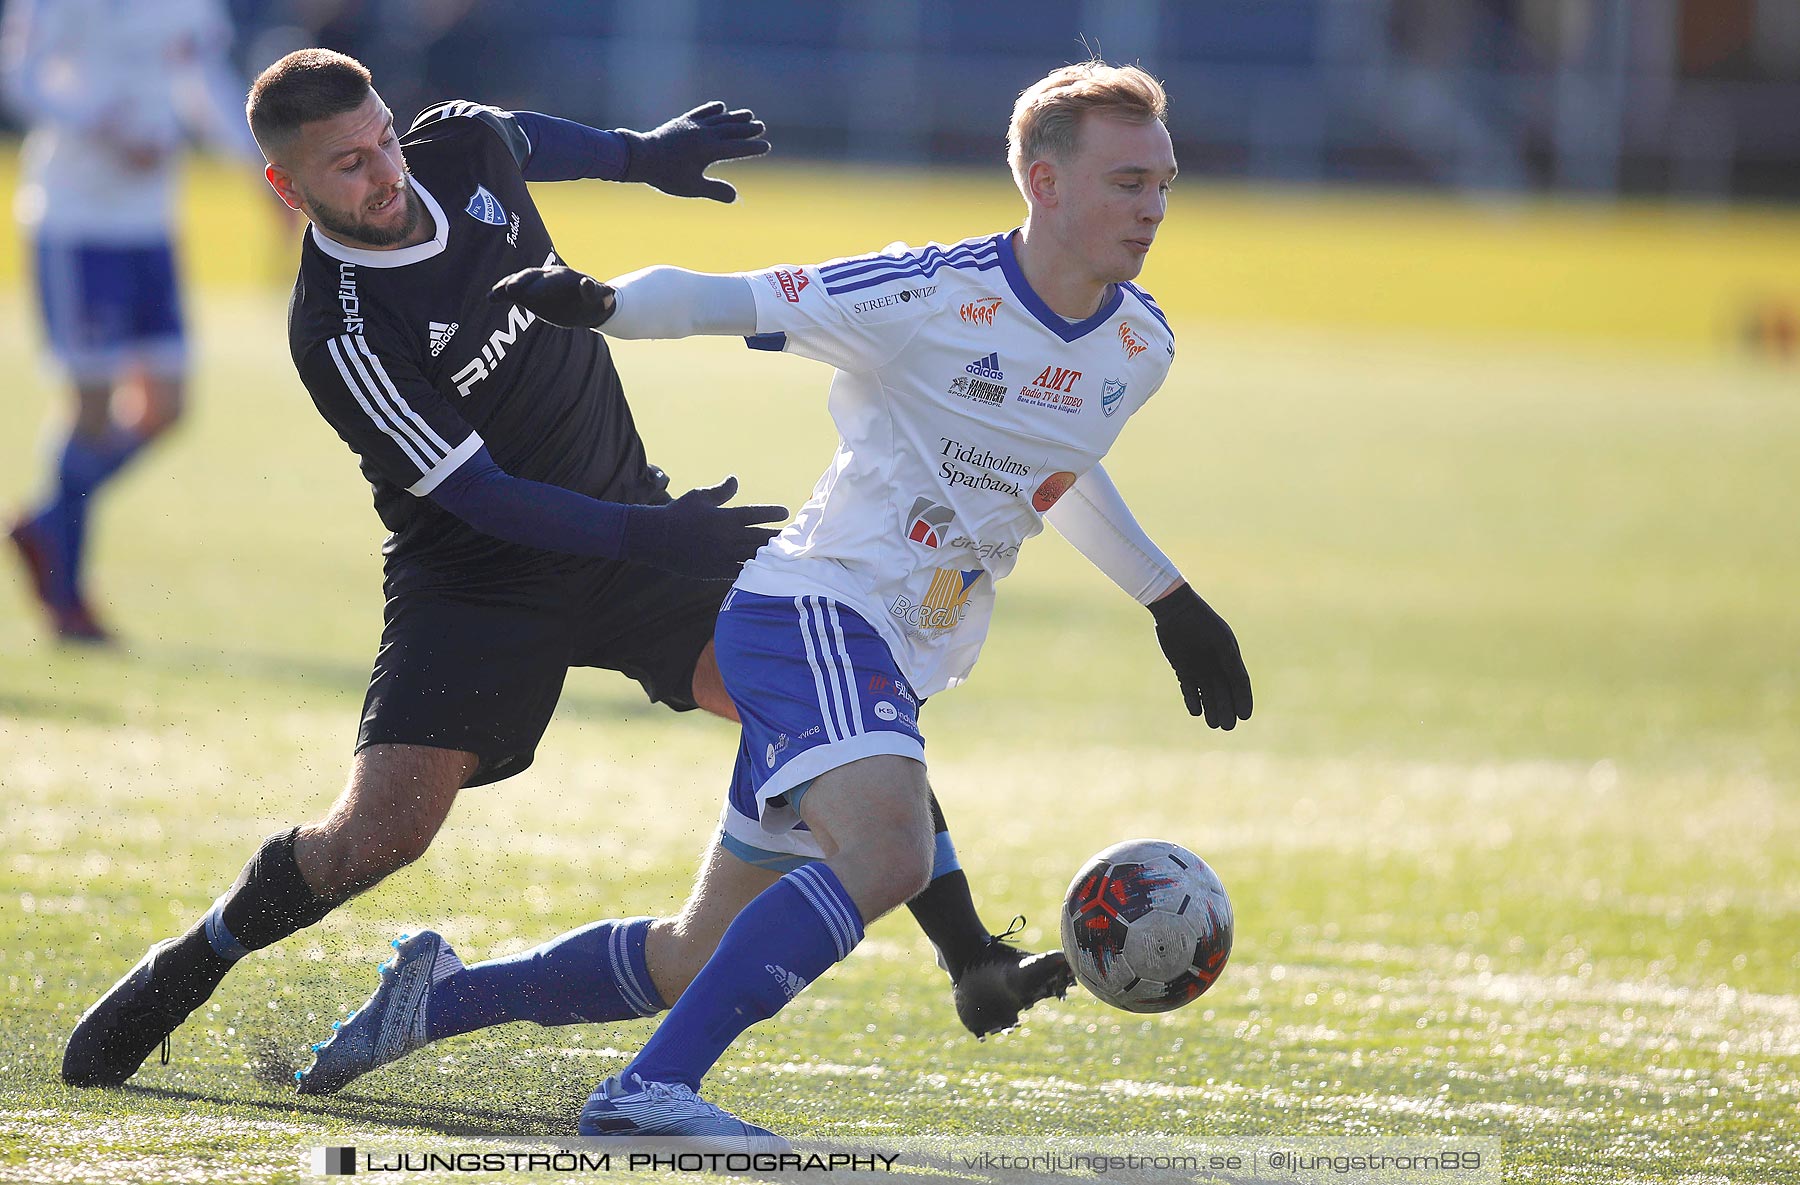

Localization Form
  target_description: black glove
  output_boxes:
[489,266,616,329]
[1148,583,1253,730]
[621,476,786,579]
[618,101,771,203]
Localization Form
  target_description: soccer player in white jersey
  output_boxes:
[2,0,262,641]
[444,60,1249,1145]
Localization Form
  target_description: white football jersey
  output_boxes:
[737,230,1176,698]
[2,0,257,239]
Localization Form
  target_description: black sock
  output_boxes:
[905,794,994,980]
[216,827,340,949]
[162,828,340,1011]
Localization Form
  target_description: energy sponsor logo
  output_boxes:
[764,268,811,303]
[852,285,936,314]
[960,296,1003,326]
[1117,320,1148,359]
[1101,378,1126,417]
[1017,364,1084,414]
[464,184,507,226]
[947,374,1007,407]
[905,497,955,548]
[891,568,983,631]
[1032,470,1077,512]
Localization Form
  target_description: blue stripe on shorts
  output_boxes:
[713,591,926,865]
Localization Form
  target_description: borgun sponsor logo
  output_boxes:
[337,263,363,334]
[890,568,982,631]
[852,285,936,314]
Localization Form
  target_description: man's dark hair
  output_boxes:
[246,49,375,162]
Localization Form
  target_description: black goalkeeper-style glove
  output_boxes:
[489,266,615,328]
[620,476,786,579]
[1148,583,1253,730]
[618,101,771,203]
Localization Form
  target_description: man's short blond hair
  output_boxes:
[1007,60,1168,192]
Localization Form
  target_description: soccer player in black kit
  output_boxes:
[61,49,1070,1093]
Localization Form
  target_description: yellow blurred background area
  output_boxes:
[3,152,1797,359]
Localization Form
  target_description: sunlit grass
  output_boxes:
[1,159,1797,1183]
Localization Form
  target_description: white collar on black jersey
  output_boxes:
[308,178,450,269]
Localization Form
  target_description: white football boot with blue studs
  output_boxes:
[578,1073,790,1151]
[295,930,463,1095]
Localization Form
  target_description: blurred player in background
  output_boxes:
[2,0,264,642]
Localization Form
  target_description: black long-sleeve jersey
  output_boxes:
[287,101,665,573]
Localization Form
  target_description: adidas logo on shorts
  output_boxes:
[428,321,459,356]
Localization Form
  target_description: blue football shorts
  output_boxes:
[33,237,186,381]
[713,589,926,871]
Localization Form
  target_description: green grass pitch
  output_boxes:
[1,157,1797,1183]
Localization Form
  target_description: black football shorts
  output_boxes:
[355,553,732,787]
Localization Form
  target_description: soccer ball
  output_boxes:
[1060,838,1233,1013]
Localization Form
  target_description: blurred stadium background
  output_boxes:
[6,0,1800,351]
[2,3,1797,1183]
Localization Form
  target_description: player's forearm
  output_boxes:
[1044,465,1183,605]
[603,267,758,339]
[510,111,631,183]
[429,447,630,558]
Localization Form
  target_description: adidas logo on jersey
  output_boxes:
[964,353,1004,381]
[765,964,808,1000]
[428,321,459,356]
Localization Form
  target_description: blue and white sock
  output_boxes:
[427,918,663,1041]
[625,864,863,1090]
